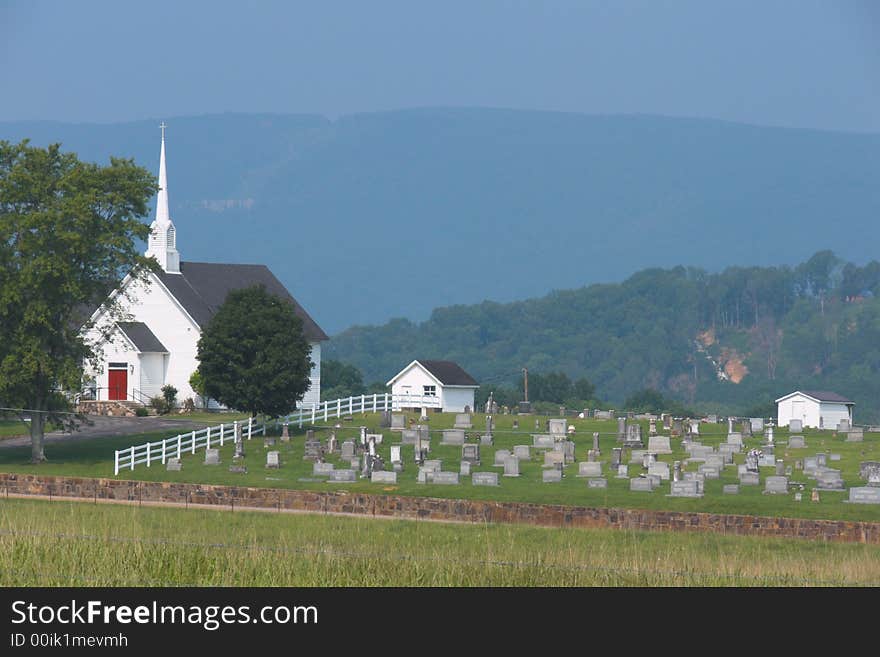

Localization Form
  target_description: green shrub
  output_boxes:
[134,407,149,417]
[161,385,178,410]
[149,396,168,415]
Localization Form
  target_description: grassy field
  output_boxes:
[1,411,879,523]
[2,497,879,586]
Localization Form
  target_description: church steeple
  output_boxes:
[145,122,181,273]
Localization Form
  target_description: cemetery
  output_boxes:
[3,411,880,528]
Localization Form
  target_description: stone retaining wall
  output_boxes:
[1,472,879,544]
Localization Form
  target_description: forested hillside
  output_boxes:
[326,251,880,421]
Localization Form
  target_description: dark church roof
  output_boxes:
[800,390,854,404]
[156,262,328,341]
[116,322,168,353]
[419,360,478,386]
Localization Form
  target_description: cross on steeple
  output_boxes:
[159,121,167,140]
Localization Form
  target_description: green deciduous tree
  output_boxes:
[196,285,313,417]
[320,359,366,400]
[0,140,156,462]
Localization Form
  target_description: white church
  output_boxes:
[81,125,327,410]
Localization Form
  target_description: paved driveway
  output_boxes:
[0,415,213,448]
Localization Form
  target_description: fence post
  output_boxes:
[349,396,353,416]
[190,433,195,455]
[298,409,303,429]
[247,416,253,440]
[360,394,365,414]
[177,434,182,459]
[373,393,377,413]
[337,398,342,418]
[114,450,119,476]
[324,402,328,422]
[161,440,166,465]
[220,424,224,446]
[130,445,135,471]
[146,442,151,467]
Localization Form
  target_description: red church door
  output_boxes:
[108,368,127,400]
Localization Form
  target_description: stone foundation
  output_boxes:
[1,472,879,544]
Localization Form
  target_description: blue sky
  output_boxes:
[2,0,878,132]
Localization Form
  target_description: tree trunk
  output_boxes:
[29,409,46,463]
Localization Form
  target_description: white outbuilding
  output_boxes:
[386,360,479,413]
[775,390,854,429]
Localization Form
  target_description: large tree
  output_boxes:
[0,140,157,462]
[196,285,313,417]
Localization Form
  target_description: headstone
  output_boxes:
[329,469,357,482]
[723,484,740,495]
[513,445,531,461]
[846,429,864,442]
[560,440,576,463]
[726,433,743,447]
[280,423,290,442]
[616,464,629,478]
[794,492,803,502]
[587,477,608,489]
[741,420,752,437]
[371,470,397,484]
[624,423,643,447]
[453,413,473,429]
[432,471,460,485]
[326,433,338,454]
[312,461,334,476]
[166,458,182,471]
[788,435,806,449]
[803,456,819,474]
[494,450,512,466]
[547,418,567,437]
[460,460,472,476]
[265,450,281,469]
[811,489,820,503]
[719,443,739,460]
[669,480,702,498]
[837,419,850,432]
[228,464,247,474]
[204,449,220,465]
[503,456,520,477]
[379,410,392,428]
[366,433,383,445]
[775,460,785,476]
[673,460,681,482]
[848,487,880,504]
[663,414,672,431]
[472,471,500,487]
[764,476,788,494]
[750,418,764,432]
[611,447,623,468]
[303,433,323,461]
[830,453,841,462]
[630,477,654,492]
[577,461,603,478]
[544,450,565,468]
[422,459,442,472]
[542,469,563,483]
[630,449,647,464]
[401,429,418,445]
[815,469,844,490]
[859,462,880,485]
[649,418,657,436]
[461,443,481,464]
[440,429,466,446]
[532,434,555,449]
[759,453,776,468]
[647,436,672,454]
[698,465,720,479]
[617,417,627,442]
[480,433,494,446]
[512,420,519,429]
[390,444,402,466]
[764,425,775,446]
[689,420,700,436]
[641,452,657,468]
[390,414,406,431]
[789,419,803,433]
[648,462,670,481]
[592,432,600,453]
[671,419,683,437]
[264,435,276,448]
[340,440,356,461]
[816,453,827,467]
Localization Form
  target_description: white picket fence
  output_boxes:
[113,393,441,475]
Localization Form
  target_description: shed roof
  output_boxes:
[775,390,854,405]
[116,322,168,353]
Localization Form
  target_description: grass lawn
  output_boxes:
[0,419,29,439]
[1,412,879,523]
[2,497,878,586]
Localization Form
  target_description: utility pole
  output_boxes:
[522,367,529,402]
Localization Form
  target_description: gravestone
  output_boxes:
[228,464,247,474]
[641,452,657,468]
[648,462,670,481]
[759,453,776,468]
[830,453,841,462]
[280,423,290,442]
[472,472,500,487]
[789,419,803,433]
[548,418,567,437]
[400,429,418,445]
[859,462,880,486]
[432,471,460,485]
[815,469,844,491]
[560,440,576,463]
[764,476,788,494]
[846,429,864,442]
[340,440,356,462]
[803,456,819,474]
[687,445,714,462]
[312,461,334,476]
[794,492,802,502]
[669,480,702,498]
[592,432,601,453]
[837,419,850,432]
[848,487,880,504]
[577,461,603,478]
[630,449,647,464]
[532,434,555,449]
[723,484,740,495]
[371,470,397,484]
[624,423,643,447]
[673,460,681,482]
[390,414,406,431]
[647,436,672,454]
[616,464,629,478]
[587,477,608,489]
[326,433,338,454]
[719,443,739,460]
[329,469,356,482]
[662,414,672,430]
[698,465,720,479]
[266,451,281,469]
[775,460,785,476]
[460,461,472,476]
[741,420,752,437]
[630,477,654,492]
[461,443,481,464]
[480,434,494,446]
[440,429,466,446]
[303,434,323,461]
[543,469,563,483]
[379,410,392,428]
[512,420,519,429]
[204,449,221,465]
[544,451,565,468]
[390,445,403,471]
[494,450,512,466]
[671,419,683,437]
[816,453,827,467]
[750,418,764,432]
[705,454,725,471]
[503,456,520,477]
[366,433,383,445]
[264,435,276,448]
[513,445,531,461]
[617,417,627,442]
[649,418,657,436]
[416,467,434,484]
[166,458,182,471]
[726,433,743,447]
[788,435,806,449]
[453,414,473,429]
[611,447,623,468]
[688,420,700,436]
[422,459,442,472]
[764,425,775,447]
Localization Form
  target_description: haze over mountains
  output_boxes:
[2,109,879,334]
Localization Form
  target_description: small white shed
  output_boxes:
[775,390,854,429]
[387,360,479,413]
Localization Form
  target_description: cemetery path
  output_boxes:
[0,415,212,448]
